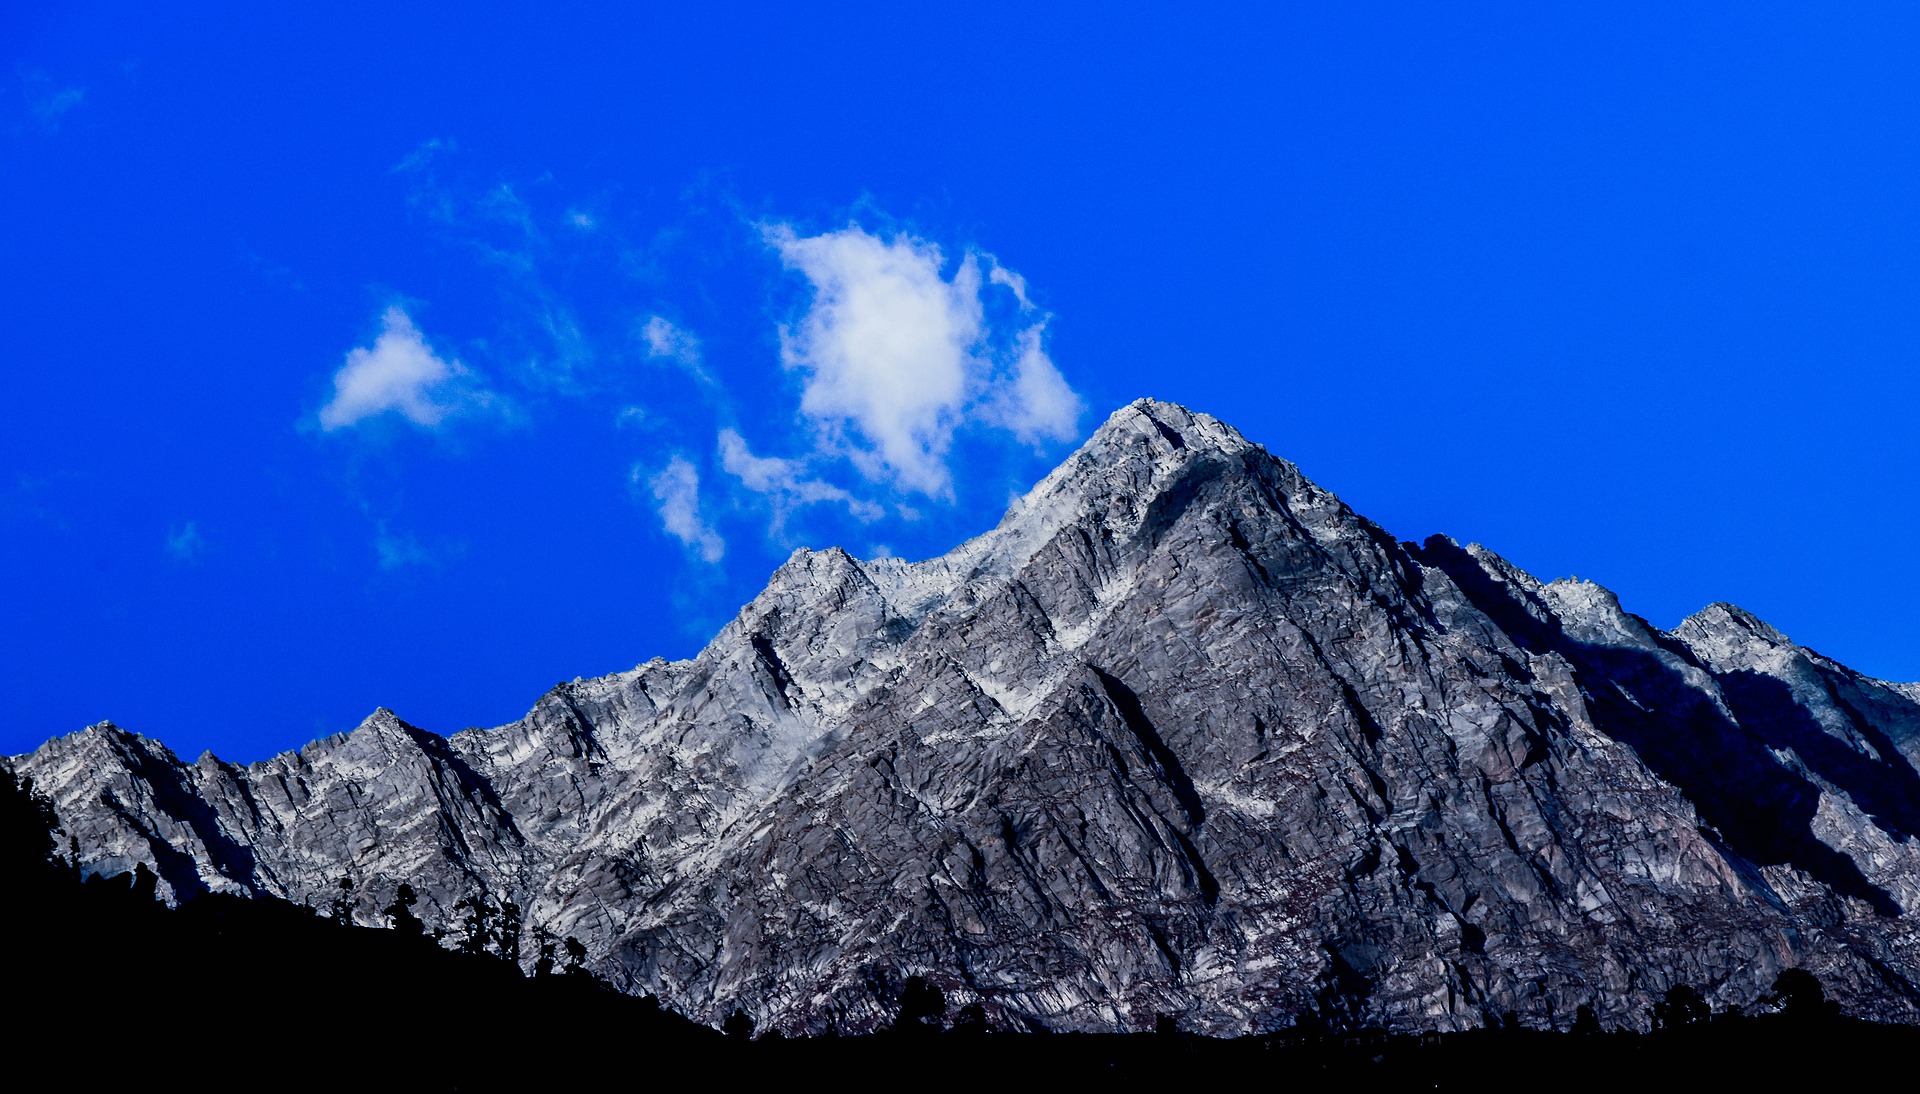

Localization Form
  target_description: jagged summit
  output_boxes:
[14,398,1920,1036]
[1676,601,1794,661]
[856,398,1271,616]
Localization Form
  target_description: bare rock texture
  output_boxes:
[15,399,1920,1034]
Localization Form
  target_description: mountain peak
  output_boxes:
[966,399,1275,559]
[17,398,1920,1037]
[848,398,1293,633]
[1680,601,1787,642]
[1673,601,1793,669]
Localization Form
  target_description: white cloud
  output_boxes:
[765,223,1083,497]
[988,264,1033,309]
[646,456,725,563]
[165,521,204,561]
[767,224,980,497]
[642,315,711,384]
[718,428,883,526]
[987,322,1081,444]
[318,307,492,432]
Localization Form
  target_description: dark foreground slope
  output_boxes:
[0,775,714,1087]
[4,771,1914,1090]
[14,399,1920,1035]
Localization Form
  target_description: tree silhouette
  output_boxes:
[454,895,496,957]
[562,935,589,978]
[1765,969,1839,1022]
[532,925,557,977]
[953,1002,988,1035]
[496,900,523,964]
[722,1008,755,1040]
[1651,985,1708,1030]
[131,861,159,904]
[383,883,424,938]
[892,975,947,1034]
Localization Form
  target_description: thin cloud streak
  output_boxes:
[646,456,725,563]
[642,315,713,385]
[718,428,883,528]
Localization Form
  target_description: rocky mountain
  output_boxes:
[14,398,1920,1034]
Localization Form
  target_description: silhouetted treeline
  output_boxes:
[4,766,1915,1089]
[0,766,714,1088]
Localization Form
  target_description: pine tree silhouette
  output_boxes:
[953,1002,989,1035]
[894,976,947,1034]
[562,935,589,978]
[383,882,424,937]
[723,1008,755,1040]
[496,900,523,964]
[1765,969,1839,1022]
[454,895,496,957]
[532,924,557,977]
[1651,985,1708,1030]
[129,861,159,903]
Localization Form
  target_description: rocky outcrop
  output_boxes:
[15,399,1920,1034]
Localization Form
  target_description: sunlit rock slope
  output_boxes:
[17,399,1920,1034]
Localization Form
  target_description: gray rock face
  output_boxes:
[15,399,1920,1033]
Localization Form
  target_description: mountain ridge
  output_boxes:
[14,397,1920,1035]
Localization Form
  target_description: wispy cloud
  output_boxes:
[718,428,882,530]
[641,315,712,385]
[302,167,1088,581]
[392,138,457,177]
[535,304,596,391]
[389,143,596,392]
[3,470,78,531]
[19,71,84,131]
[645,456,724,563]
[985,320,1081,445]
[318,307,498,432]
[373,524,464,571]
[478,183,539,240]
[764,223,1083,498]
[983,265,1080,444]
[376,533,430,570]
[165,521,204,562]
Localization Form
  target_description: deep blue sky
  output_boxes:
[6,4,1918,762]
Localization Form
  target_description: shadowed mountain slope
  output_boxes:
[16,399,1920,1034]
